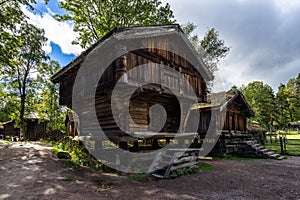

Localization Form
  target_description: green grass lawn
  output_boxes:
[285,130,300,135]
[264,130,300,156]
[286,135,300,139]
[266,130,300,136]
[264,139,300,156]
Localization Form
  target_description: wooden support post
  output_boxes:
[119,141,128,150]
[166,138,170,144]
[178,138,185,147]
[95,140,103,150]
[152,139,159,149]
[133,140,139,152]
[234,113,237,133]
[283,137,287,153]
[179,67,183,95]
[227,112,231,133]
[280,136,284,154]
[193,137,199,147]
[243,117,247,132]
[115,45,128,83]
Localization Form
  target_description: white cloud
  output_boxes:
[164,0,300,90]
[42,40,52,54]
[20,1,300,90]
[21,5,83,55]
[273,0,300,13]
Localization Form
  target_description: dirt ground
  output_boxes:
[0,141,299,200]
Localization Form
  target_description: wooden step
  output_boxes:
[148,149,200,178]
[277,156,285,160]
[265,151,275,156]
[167,148,203,152]
[252,144,264,148]
[245,141,255,145]
[156,159,170,166]
[269,153,280,158]
[152,173,165,179]
[171,161,198,171]
[259,149,269,153]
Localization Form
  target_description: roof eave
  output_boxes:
[50,24,212,83]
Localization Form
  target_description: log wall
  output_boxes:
[3,121,20,138]
[56,35,209,144]
[58,38,207,108]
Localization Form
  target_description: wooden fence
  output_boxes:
[264,133,300,156]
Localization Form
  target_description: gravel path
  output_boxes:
[0,141,299,200]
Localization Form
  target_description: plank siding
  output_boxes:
[52,25,211,145]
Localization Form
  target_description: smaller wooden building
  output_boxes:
[3,120,20,139]
[288,121,300,131]
[247,122,267,134]
[191,89,255,153]
[195,89,254,136]
[0,123,4,139]
[2,113,48,140]
[24,113,48,141]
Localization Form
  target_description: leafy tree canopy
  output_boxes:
[0,0,65,134]
[0,0,48,65]
[56,0,175,48]
[242,81,275,129]
[284,73,300,122]
[182,22,230,75]
[56,2,230,76]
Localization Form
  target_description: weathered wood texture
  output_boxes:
[59,50,206,108]
[0,124,3,137]
[3,121,20,138]
[149,149,200,178]
[196,90,254,136]
[65,112,80,137]
[25,119,48,141]
[52,25,210,144]
[2,119,47,140]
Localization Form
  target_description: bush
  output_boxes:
[258,130,265,145]
[168,166,199,179]
[52,136,103,170]
[168,163,213,179]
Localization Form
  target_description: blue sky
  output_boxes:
[22,0,82,65]
[24,0,300,90]
[48,42,76,66]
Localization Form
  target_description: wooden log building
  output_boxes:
[288,121,300,131]
[24,113,48,141]
[2,113,48,141]
[65,112,80,137]
[191,89,255,153]
[0,123,3,139]
[2,121,20,140]
[51,24,212,150]
[247,122,267,134]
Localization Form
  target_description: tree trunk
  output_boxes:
[19,71,29,140]
[19,85,26,139]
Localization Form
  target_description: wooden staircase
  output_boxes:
[147,149,201,178]
[227,141,285,160]
[251,143,285,160]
